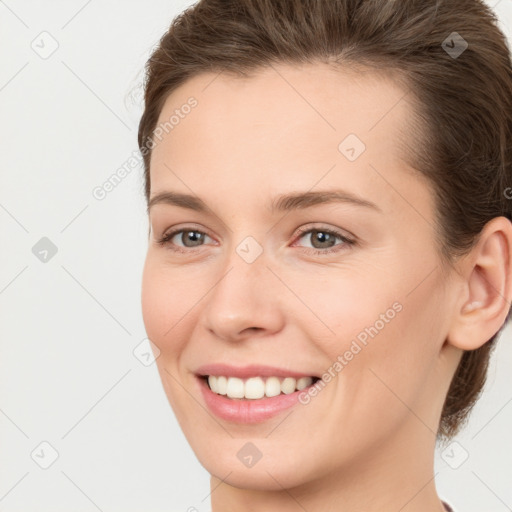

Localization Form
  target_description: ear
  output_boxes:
[447,216,512,351]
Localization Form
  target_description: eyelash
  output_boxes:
[155,225,355,256]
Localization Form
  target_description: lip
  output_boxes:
[196,375,318,423]
[194,363,319,379]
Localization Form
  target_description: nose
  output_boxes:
[200,250,286,342]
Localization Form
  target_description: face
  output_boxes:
[141,62,461,491]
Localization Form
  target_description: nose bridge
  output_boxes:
[217,233,270,295]
[201,240,284,339]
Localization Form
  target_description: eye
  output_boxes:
[292,226,355,255]
[155,224,355,255]
[156,227,214,252]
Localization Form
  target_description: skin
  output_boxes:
[141,62,512,512]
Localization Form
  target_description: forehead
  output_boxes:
[154,62,411,146]
[149,62,430,218]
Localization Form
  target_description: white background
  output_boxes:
[0,1,511,511]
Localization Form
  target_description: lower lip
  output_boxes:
[197,376,316,423]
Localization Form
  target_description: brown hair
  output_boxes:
[137,0,512,441]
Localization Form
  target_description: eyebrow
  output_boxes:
[147,189,382,214]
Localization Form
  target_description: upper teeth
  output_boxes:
[207,375,314,399]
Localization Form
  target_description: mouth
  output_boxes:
[198,374,321,400]
[194,366,324,423]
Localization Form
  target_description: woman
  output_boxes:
[137,0,512,510]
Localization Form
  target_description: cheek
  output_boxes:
[140,257,198,349]
[141,259,188,360]
[335,274,445,425]
[286,264,402,355]
[141,261,166,341]
[140,258,201,416]
[291,259,442,397]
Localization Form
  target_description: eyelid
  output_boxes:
[292,223,355,243]
[155,222,214,239]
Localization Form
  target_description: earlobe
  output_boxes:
[447,216,512,351]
